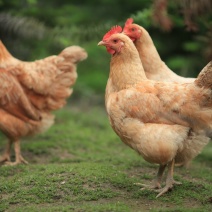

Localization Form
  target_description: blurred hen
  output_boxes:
[0,41,87,165]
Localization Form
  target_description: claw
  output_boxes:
[0,154,11,164]
[0,140,12,165]
[155,179,182,198]
[134,182,161,190]
[4,155,28,166]
[156,184,173,198]
[134,164,166,191]
[155,159,182,198]
[173,180,182,185]
[2,139,28,166]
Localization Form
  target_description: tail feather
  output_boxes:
[59,46,88,63]
[195,61,212,89]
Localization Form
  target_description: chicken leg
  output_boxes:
[156,159,182,198]
[0,139,12,164]
[135,164,166,189]
[5,140,28,166]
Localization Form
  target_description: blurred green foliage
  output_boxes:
[0,0,211,97]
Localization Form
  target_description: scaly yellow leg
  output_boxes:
[135,164,167,190]
[156,159,182,198]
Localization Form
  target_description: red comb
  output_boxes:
[125,18,134,27]
[103,25,122,40]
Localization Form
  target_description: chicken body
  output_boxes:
[98,29,211,197]
[123,18,211,165]
[0,41,87,165]
[123,18,195,83]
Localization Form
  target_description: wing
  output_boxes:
[6,46,87,110]
[0,68,41,121]
[107,82,211,133]
[9,56,76,95]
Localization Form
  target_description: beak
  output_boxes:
[98,41,105,46]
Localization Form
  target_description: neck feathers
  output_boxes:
[0,41,14,62]
[109,41,147,92]
[135,29,165,74]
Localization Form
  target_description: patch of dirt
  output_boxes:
[22,148,76,165]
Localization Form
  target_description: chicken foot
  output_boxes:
[0,140,12,164]
[5,140,28,166]
[156,159,182,198]
[135,164,166,189]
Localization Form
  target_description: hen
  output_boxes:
[0,40,87,165]
[98,26,211,197]
[123,18,195,83]
[123,18,211,167]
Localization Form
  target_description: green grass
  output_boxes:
[0,101,211,212]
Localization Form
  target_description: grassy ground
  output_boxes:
[0,100,211,212]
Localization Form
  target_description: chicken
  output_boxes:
[123,18,211,167]
[98,26,211,197]
[0,40,87,165]
[123,18,195,83]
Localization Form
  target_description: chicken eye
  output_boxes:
[131,28,135,32]
[113,39,118,43]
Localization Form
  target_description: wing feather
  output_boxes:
[107,82,211,133]
[0,68,41,121]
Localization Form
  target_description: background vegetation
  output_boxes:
[0,0,211,211]
[0,0,211,98]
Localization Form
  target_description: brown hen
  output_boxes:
[0,41,87,165]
